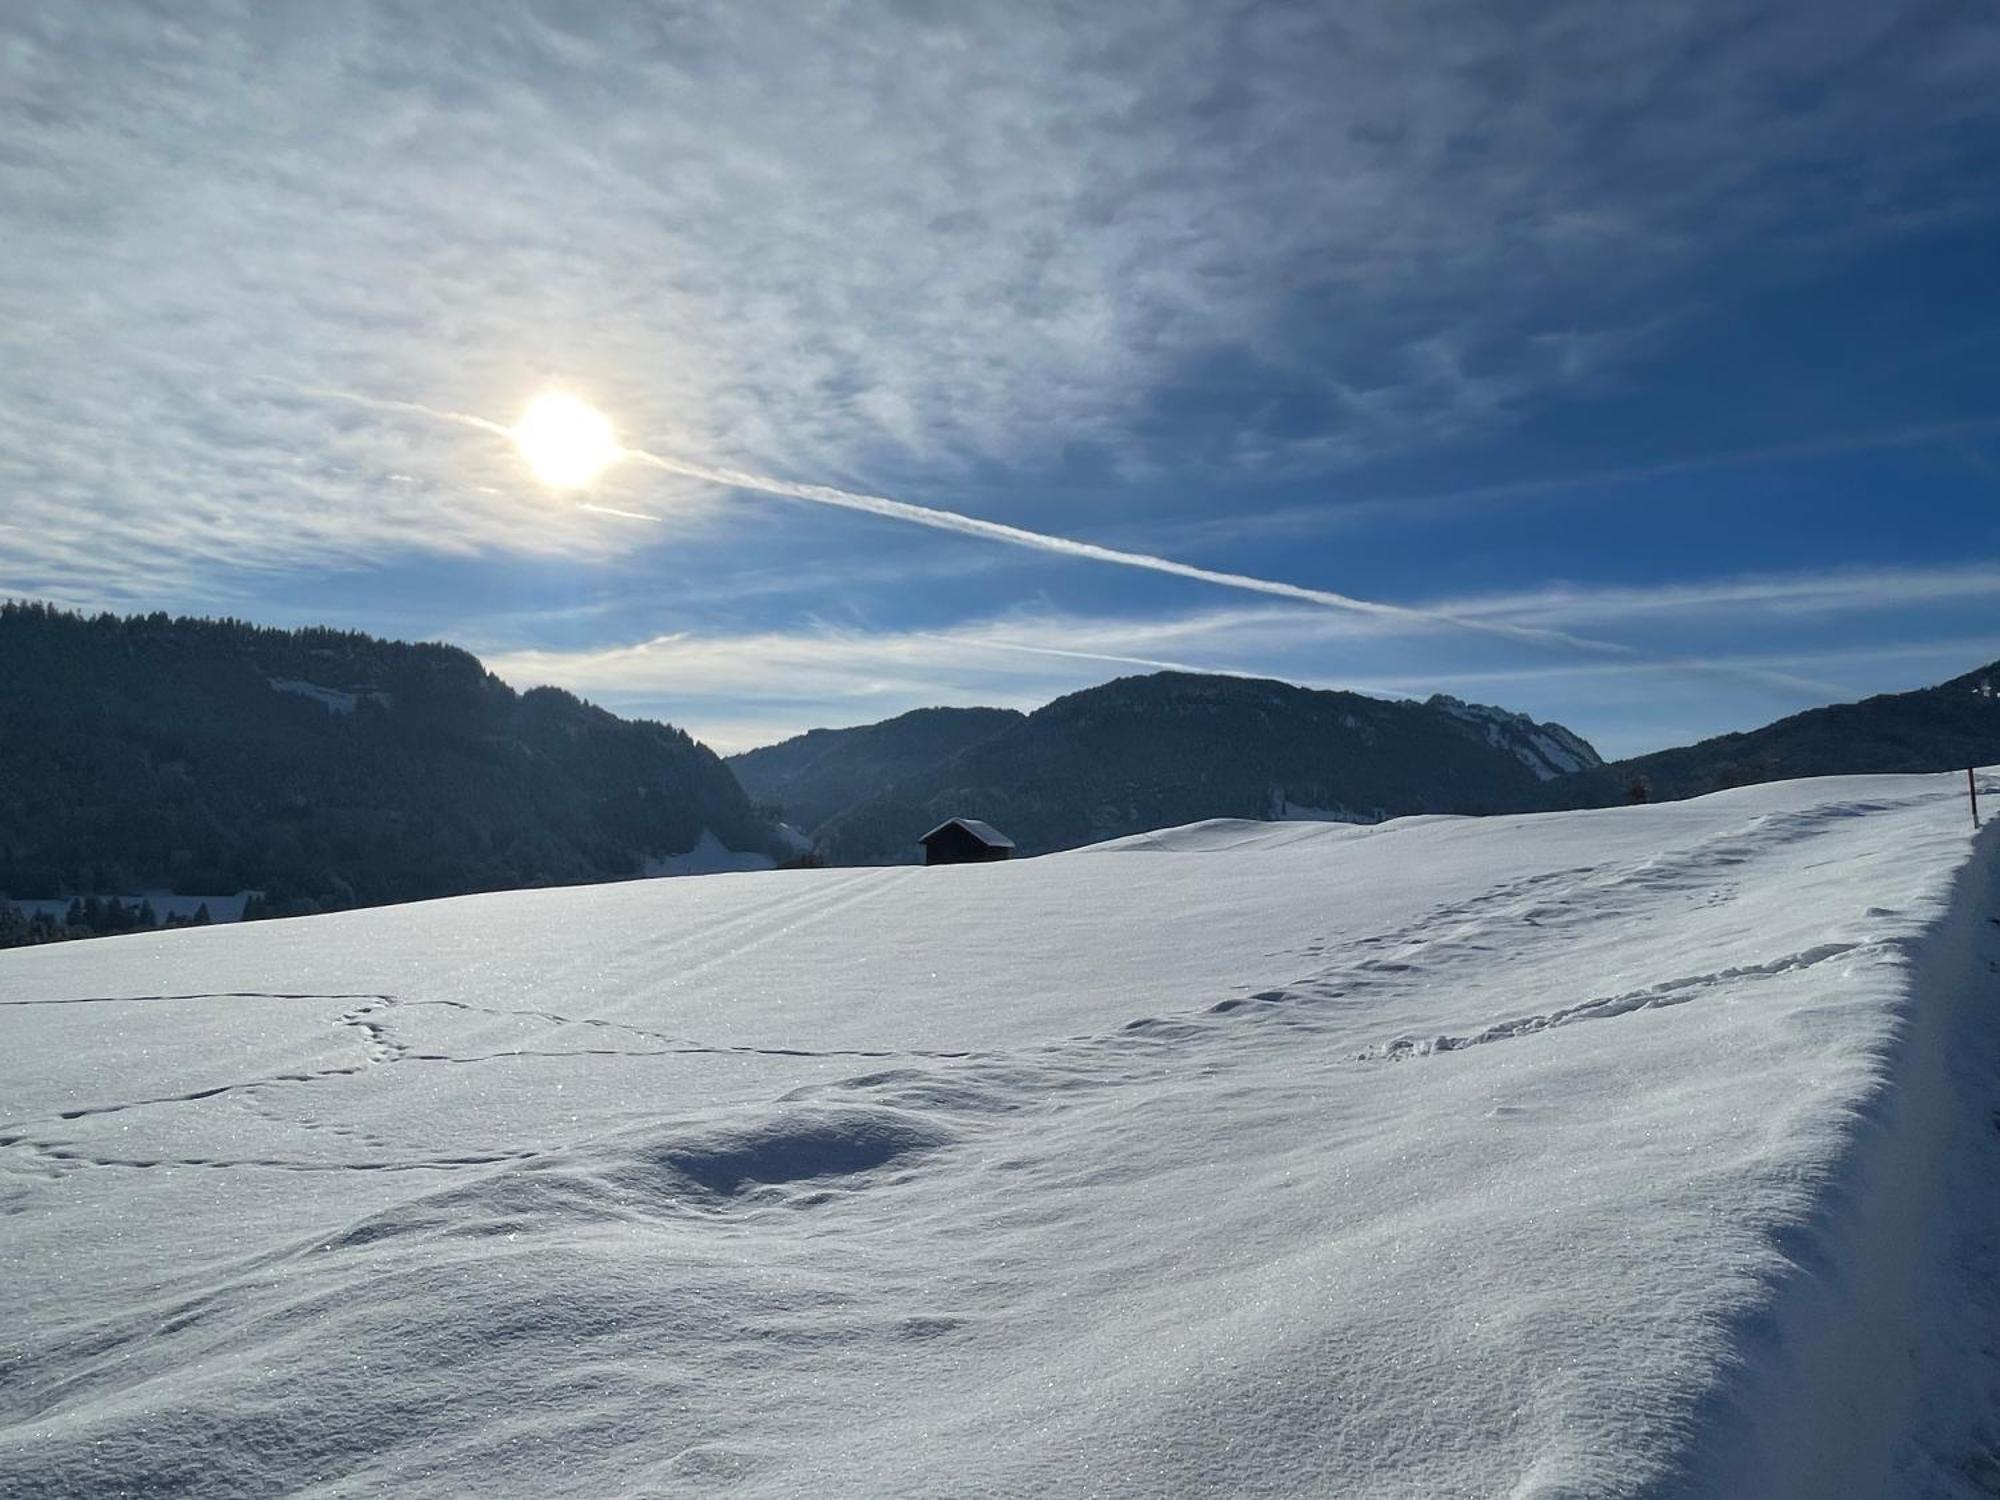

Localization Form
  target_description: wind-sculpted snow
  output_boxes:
[1,772,1997,1497]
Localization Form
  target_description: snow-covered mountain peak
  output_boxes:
[1427,693,1604,780]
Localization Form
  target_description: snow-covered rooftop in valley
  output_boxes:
[3,772,1998,1497]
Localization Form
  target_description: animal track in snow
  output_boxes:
[339,1000,405,1062]
[1356,941,1868,1061]
[0,985,992,1178]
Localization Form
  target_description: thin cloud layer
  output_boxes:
[3,1,1996,599]
[483,559,2000,754]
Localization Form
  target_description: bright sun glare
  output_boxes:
[512,391,622,489]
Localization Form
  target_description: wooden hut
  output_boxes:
[919,818,1015,866]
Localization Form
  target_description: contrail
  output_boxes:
[291,386,513,440]
[616,451,1627,656]
[304,383,1627,656]
[916,631,1276,682]
[577,502,668,524]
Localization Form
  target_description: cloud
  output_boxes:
[313,377,1635,654]
[615,438,1624,654]
[1426,562,2000,628]
[481,558,2000,751]
[3,1,1997,603]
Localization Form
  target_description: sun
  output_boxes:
[512,391,622,489]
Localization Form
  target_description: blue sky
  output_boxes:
[1,2,1996,757]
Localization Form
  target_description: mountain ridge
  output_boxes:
[0,602,777,918]
[729,706,1026,831]
[16,597,1995,920]
[803,671,1602,864]
[1534,658,2000,809]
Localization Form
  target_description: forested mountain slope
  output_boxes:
[0,603,774,915]
[1536,660,2000,809]
[813,671,1599,863]
[728,706,1023,831]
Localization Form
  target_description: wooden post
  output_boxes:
[1973,767,1982,829]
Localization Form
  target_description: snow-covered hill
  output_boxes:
[3,772,1997,1497]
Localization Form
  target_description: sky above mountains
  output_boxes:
[2,1,1996,756]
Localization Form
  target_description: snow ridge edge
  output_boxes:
[1697,817,2000,1499]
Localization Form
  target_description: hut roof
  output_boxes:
[919,817,1015,849]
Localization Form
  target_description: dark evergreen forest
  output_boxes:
[1538,661,2000,809]
[0,603,774,936]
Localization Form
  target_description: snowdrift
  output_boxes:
[2,771,1996,1497]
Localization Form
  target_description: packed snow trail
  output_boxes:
[0,771,1996,1497]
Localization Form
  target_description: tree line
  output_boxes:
[0,602,776,939]
[0,897,214,950]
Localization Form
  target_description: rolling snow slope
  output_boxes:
[2,772,1997,1497]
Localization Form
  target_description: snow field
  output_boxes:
[1,771,1996,1496]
